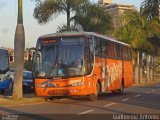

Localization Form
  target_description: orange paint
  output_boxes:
[33,32,133,98]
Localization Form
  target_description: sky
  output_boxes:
[0,0,142,48]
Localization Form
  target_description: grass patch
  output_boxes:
[0,97,46,107]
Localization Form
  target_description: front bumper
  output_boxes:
[35,86,90,97]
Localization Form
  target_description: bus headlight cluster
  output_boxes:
[36,84,45,88]
[70,81,85,87]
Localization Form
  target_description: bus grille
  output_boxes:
[48,90,70,96]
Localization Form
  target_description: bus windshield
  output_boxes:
[34,36,85,78]
[0,49,9,73]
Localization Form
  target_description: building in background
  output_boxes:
[98,0,135,30]
[7,47,35,64]
[98,0,112,5]
[7,48,14,63]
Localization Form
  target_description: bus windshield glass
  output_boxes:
[34,36,85,78]
[0,49,9,73]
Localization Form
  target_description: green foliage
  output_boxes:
[57,24,80,32]
[116,10,147,49]
[140,0,160,56]
[24,61,32,71]
[116,9,160,54]
[73,3,113,34]
[140,0,160,20]
[33,0,89,29]
[34,0,113,34]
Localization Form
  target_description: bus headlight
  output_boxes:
[36,84,45,87]
[70,81,85,87]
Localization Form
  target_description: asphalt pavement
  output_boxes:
[0,81,160,120]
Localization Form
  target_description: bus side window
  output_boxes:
[126,48,129,59]
[95,38,102,57]
[108,42,115,58]
[123,47,126,59]
[116,44,120,59]
[120,46,123,59]
[126,47,130,59]
[129,48,132,59]
[85,36,94,75]
[102,40,108,58]
[121,47,125,59]
[114,43,117,58]
[123,47,129,59]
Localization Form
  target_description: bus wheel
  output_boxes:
[88,82,100,101]
[118,81,124,95]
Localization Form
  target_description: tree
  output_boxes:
[33,0,89,30]
[56,24,80,32]
[140,0,160,81]
[73,3,113,34]
[147,35,160,81]
[116,10,151,83]
[140,0,160,20]
[34,0,112,33]
[12,0,25,99]
[117,9,160,83]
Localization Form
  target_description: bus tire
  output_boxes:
[118,80,124,95]
[88,82,100,101]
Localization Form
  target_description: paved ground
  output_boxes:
[0,80,160,120]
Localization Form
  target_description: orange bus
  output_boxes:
[33,31,133,100]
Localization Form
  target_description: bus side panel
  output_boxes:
[92,57,103,92]
[123,60,133,88]
[92,57,124,92]
[105,59,123,91]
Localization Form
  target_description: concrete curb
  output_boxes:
[133,80,160,87]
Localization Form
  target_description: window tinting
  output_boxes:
[102,40,108,57]
[108,42,115,57]
[115,44,121,58]
[95,38,102,56]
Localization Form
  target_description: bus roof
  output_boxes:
[38,31,130,47]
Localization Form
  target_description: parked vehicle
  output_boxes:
[11,70,34,93]
[0,48,11,94]
[23,71,34,92]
